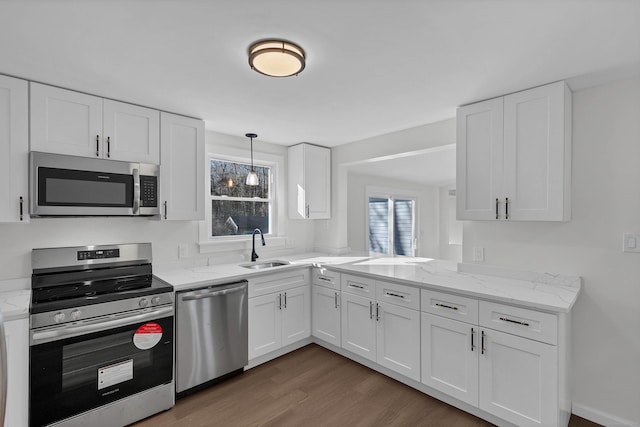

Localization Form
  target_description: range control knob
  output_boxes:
[70,309,82,321]
[151,296,161,305]
[138,298,149,308]
[53,312,66,323]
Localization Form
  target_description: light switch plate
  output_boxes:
[473,247,485,262]
[622,233,640,253]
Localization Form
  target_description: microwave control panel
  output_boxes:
[140,175,158,207]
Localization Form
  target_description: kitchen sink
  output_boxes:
[241,260,289,270]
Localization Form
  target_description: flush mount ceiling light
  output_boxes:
[245,133,259,186]
[248,39,305,77]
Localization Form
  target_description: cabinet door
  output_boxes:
[421,313,478,406]
[160,112,204,220]
[288,143,331,219]
[340,293,376,362]
[456,97,504,220]
[376,302,420,381]
[103,99,159,164]
[304,144,331,219]
[311,285,341,346]
[0,75,29,223]
[248,293,281,360]
[4,318,29,427]
[281,285,311,346]
[479,328,558,427]
[30,83,103,158]
[503,81,570,221]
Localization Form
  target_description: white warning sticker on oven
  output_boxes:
[133,322,163,350]
[98,359,133,390]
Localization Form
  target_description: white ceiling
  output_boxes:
[0,0,639,148]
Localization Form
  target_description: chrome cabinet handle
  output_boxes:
[348,283,364,289]
[499,316,529,326]
[470,327,475,352]
[306,204,310,218]
[283,292,287,309]
[481,330,486,354]
[375,303,380,321]
[96,134,100,157]
[369,301,373,319]
[495,198,499,220]
[385,291,405,299]
[19,196,24,221]
[163,201,168,220]
[334,292,338,309]
[107,136,111,158]
[505,197,509,219]
[318,276,332,282]
[278,293,282,310]
[435,303,458,311]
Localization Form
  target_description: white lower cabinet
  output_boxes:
[311,284,341,346]
[340,275,421,381]
[248,269,311,361]
[421,312,479,406]
[4,317,29,427]
[479,327,558,427]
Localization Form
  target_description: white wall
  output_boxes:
[439,186,463,262]
[0,130,316,286]
[463,77,640,424]
[346,172,440,258]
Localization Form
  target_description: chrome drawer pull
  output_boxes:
[349,283,365,289]
[318,276,332,282]
[471,327,475,352]
[385,291,405,299]
[499,316,529,326]
[435,303,458,311]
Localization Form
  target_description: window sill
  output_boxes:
[198,236,288,254]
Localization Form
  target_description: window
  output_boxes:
[210,159,272,237]
[367,188,417,256]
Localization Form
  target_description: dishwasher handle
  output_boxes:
[180,282,247,301]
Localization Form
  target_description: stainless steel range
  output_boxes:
[29,243,174,427]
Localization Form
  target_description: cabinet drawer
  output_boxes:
[375,280,419,310]
[479,301,557,345]
[341,273,375,298]
[311,267,341,290]
[248,268,310,298]
[421,289,479,324]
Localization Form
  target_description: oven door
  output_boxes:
[29,308,173,427]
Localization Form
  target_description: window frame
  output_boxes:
[199,146,287,254]
[365,185,419,257]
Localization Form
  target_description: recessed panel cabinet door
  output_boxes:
[340,292,376,362]
[376,302,420,381]
[0,75,28,223]
[311,285,341,346]
[30,82,103,157]
[479,328,558,427]
[160,112,204,220]
[421,313,478,406]
[103,99,159,164]
[248,293,281,360]
[4,318,29,427]
[281,285,311,346]
[456,97,504,220]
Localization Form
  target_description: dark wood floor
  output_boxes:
[133,344,601,427]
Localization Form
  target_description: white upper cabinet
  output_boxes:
[103,99,159,163]
[457,81,571,221]
[30,82,160,164]
[159,112,204,220]
[0,75,29,223]
[288,143,331,219]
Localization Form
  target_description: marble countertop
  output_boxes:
[0,289,31,321]
[156,254,581,313]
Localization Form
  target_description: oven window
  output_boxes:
[30,315,173,427]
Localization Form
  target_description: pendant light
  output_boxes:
[245,133,259,186]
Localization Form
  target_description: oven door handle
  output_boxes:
[31,306,173,345]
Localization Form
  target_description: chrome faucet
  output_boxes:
[251,228,265,262]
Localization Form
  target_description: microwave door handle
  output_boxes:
[133,168,140,215]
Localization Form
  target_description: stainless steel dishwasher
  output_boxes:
[176,280,248,396]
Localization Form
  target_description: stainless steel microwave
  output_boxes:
[30,152,159,217]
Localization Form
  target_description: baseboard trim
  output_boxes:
[572,402,639,427]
